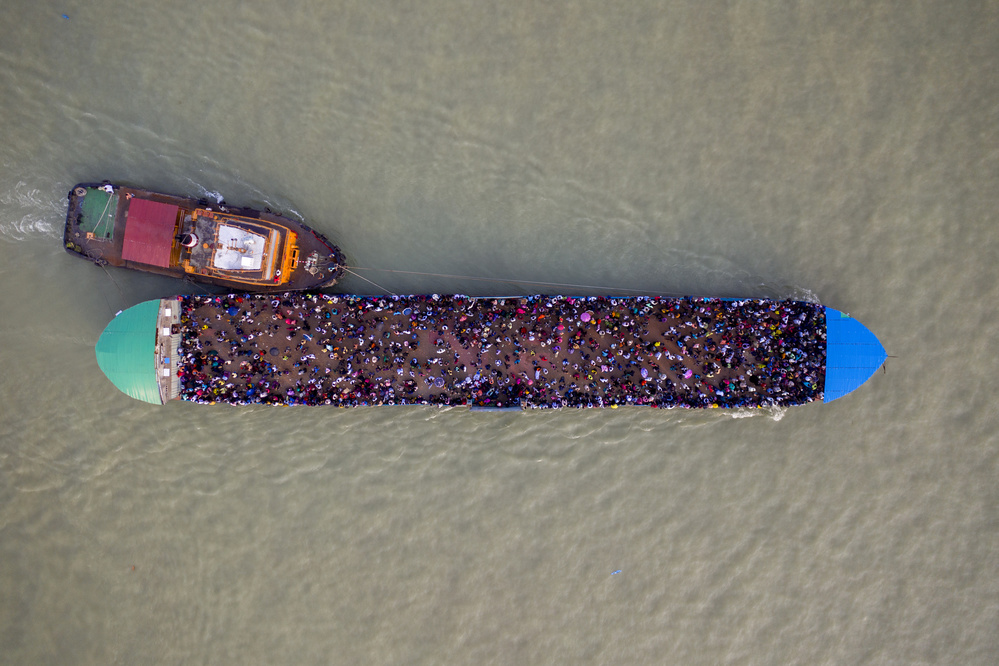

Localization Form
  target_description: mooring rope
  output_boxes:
[98,262,129,311]
[183,276,216,295]
[343,267,398,296]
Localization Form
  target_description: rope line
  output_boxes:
[98,263,129,310]
[343,265,682,296]
[343,267,397,296]
[183,276,215,295]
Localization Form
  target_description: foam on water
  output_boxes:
[0,181,61,241]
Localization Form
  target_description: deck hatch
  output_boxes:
[213,224,265,271]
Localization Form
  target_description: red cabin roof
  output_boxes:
[121,198,179,268]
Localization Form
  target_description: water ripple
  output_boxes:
[0,181,61,242]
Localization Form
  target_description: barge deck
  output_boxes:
[93,293,887,408]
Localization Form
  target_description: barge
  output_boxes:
[94,293,886,408]
[64,183,344,291]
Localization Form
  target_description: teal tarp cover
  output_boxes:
[823,308,886,403]
[79,188,118,239]
[95,299,162,404]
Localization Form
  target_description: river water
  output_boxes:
[1,1,997,664]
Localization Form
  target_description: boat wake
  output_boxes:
[727,405,788,422]
[198,188,225,204]
[0,181,61,242]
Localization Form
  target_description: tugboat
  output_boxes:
[64,182,345,292]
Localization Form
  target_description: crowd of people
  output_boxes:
[175,293,826,409]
